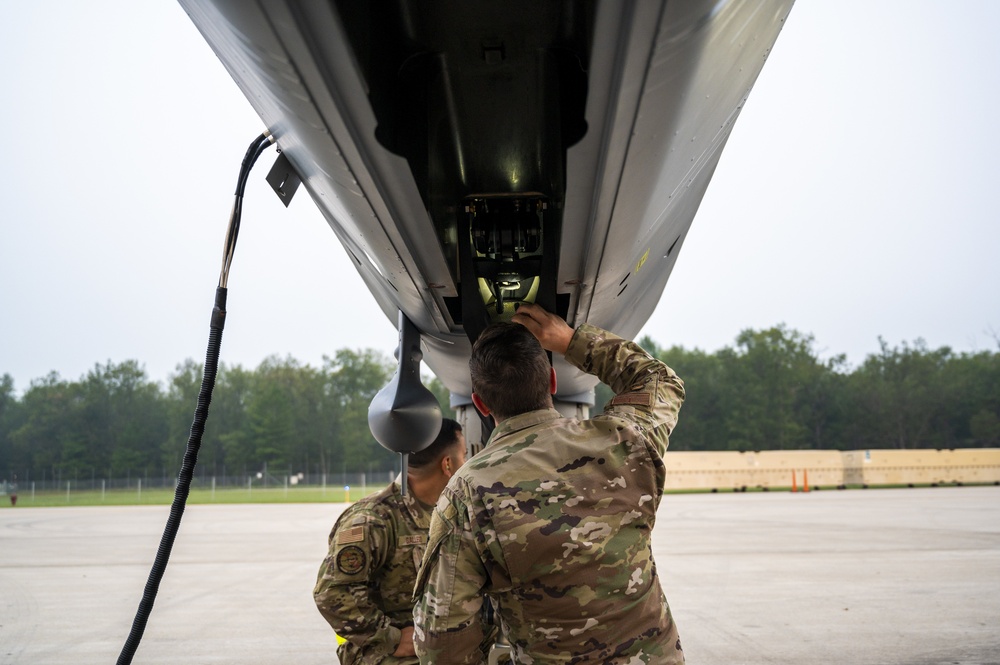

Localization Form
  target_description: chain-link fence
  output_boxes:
[1,470,399,504]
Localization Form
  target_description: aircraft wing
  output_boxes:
[178,0,793,408]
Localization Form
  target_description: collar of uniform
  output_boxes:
[392,476,433,529]
[488,408,562,447]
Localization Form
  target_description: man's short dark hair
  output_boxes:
[470,322,552,420]
[408,418,463,469]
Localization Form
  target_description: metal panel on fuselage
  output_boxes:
[565,0,794,342]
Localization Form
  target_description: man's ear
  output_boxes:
[471,393,491,418]
[441,454,453,478]
[549,367,557,395]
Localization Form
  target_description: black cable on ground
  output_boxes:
[116,131,273,665]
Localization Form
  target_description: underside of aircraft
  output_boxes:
[178,0,794,449]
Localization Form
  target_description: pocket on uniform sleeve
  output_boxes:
[412,502,459,615]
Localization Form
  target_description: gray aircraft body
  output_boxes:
[179,0,794,446]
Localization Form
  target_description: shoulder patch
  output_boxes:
[609,392,653,408]
[339,526,365,544]
[335,545,367,575]
[350,516,369,526]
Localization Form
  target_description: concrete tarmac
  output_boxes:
[1,486,998,664]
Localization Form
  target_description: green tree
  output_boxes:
[164,360,258,479]
[162,359,208,477]
[644,326,845,451]
[321,349,394,475]
[10,373,80,482]
[935,350,1000,447]
[244,355,326,476]
[729,327,810,449]
[970,409,1000,446]
[0,374,18,476]
[213,364,255,477]
[847,339,952,449]
[79,361,169,478]
[658,346,729,451]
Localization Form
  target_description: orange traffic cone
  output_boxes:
[791,470,798,493]
[803,470,810,493]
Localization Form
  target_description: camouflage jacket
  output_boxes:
[314,480,431,664]
[413,324,686,664]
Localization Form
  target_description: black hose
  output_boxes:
[116,131,272,664]
[220,133,273,288]
[115,288,227,665]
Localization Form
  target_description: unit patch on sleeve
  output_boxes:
[336,545,367,575]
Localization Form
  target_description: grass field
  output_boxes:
[0,484,382,508]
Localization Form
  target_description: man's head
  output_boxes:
[469,322,554,422]
[408,418,467,482]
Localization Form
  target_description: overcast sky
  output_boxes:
[2,0,998,394]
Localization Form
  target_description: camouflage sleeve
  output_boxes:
[313,506,402,661]
[565,323,685,458]
[412,484,490,665]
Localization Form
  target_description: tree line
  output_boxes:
[2,326,999,484]
[609,326,1000,452]
[0,350,415,485]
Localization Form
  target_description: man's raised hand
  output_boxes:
[511,303,575,356]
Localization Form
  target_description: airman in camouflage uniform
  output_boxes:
[315,420,468,664]
[413,304,685,664]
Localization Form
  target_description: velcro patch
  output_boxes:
[350,516,369,526]
[609,392,653,408]
[399,534,427,546]
[339,526,365,544]
[336,545,367,575]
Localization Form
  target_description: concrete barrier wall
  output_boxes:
[664,450,842,490]
[664,448,1000,491]
[842,448,1000,486]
